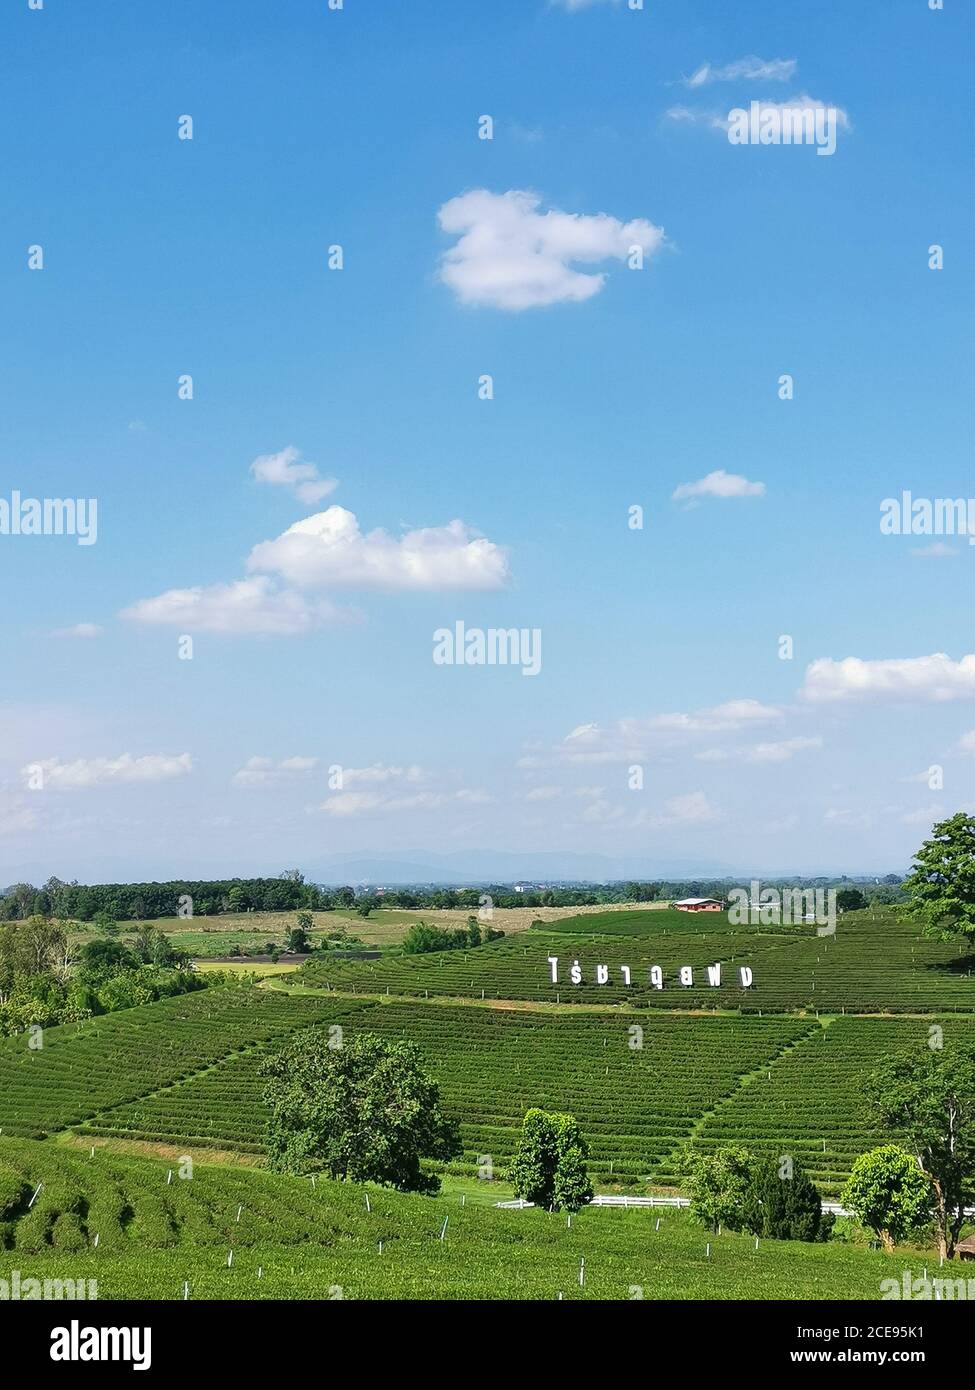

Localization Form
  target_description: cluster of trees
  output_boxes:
[401,919,504,955]
[260,1032,593,1211]
[0,918,205,1035]
[681,1149,834,1242]
[682,1043,975,1258]
[0,872,328,922]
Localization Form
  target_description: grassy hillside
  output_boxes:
[0,1136,909,1300]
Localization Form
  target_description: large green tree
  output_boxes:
[508,1109,593,1213]
[841,1145,933,1251]
[261,1031,460,1192]
[904,811,975,942]
[680,1144,755,1233]
[866,1047,975,1259]
[741,1155,833,1242]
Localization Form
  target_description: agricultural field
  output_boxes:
[60,902,664,957]
[692,1016,975,1190]
[0,988,369,1139]
[79,1004,812,1179]
[297,910,975,1013]
[0,1136,909,1299]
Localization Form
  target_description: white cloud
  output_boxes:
[437,189,664,311]
[684,57,797,87]
[121,577,348,636]
[901,806,943,826]
[23,753,193,790]
[339,764,426,788]
[959,732,975,755]
[912,542,957,558]
[673,470,766,502]
[525,785,563,801]
[696,736,822,764]
[580,798,624,824]
[644,699,782,735]
[553,699,782,764]
[801,653,975,704]
[668,94,850,140]
[51,623,103,639]
[717,95,850,137]
[641,791,723,827]
[233,756,319,788]
[248,507,508,591]
[250,446,338,506]
[0,798,39,835]
[317,787,489,818]
[824,808,872,828]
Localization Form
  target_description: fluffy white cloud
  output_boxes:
[248,507,508,591]
[233,756,319,788]
[525,785,563,801]
[437,189,663,311]
[250,446,337,506]
[672,470,766,502]
[696,736,822,764]
[23,753,193,790]
[684,57,797,87]
[801,653,975,704]
[958,732,975,755]
[51,623,103,638]
[121,577,347,636]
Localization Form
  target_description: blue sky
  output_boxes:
[2,0,973,882]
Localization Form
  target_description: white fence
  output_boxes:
[497,1195,858,1216]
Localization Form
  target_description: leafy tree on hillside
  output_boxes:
[508,1109,593,1213]
[904,811,975,943]
[841,1145,933,1251]
[286,925,310,953]
[836,888,867,912]
[77,938,138,984]
[680,1144,755,1233]
[741,1155,833,1242]
[866,1047,975,1259]
[261,1031,460,1192]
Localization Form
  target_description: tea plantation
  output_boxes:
[0,1137,904,1300]
[297,909,975,1012]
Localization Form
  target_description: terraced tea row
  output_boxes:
[298,915,975,1012]
[693,1016,975,1190]
[84,1005,812,1180]
[0,989,370,1139]
[0,1137,894,1300]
